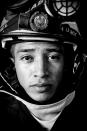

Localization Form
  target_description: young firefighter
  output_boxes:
[0,0,86,131]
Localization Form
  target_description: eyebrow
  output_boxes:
[46,48,62,53]
[17,49,35,54]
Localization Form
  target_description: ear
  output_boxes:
[10,57,16,71]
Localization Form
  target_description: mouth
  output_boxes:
[30,83,52,92]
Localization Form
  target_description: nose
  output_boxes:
[34,56,48,78]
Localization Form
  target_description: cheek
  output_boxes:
[50,61,64,82]
[16,65,27,85]
[15,62,33,88]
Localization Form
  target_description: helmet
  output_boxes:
[0,0,87,100]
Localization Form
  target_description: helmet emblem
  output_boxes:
[30,11,48,31]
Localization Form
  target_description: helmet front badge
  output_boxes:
[30,11,48,31]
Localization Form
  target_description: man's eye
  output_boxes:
[21,55,34,63]
[49,54,61,61]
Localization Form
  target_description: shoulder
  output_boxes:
[0,92,30,129]
[53,95,86,131]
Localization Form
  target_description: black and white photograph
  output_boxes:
[0,0,86,130]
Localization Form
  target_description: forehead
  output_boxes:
[12,41,63,54]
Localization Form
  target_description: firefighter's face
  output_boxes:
[12,41,64,103]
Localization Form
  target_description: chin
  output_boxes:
[27,90,55,103]
[31,94,54,103]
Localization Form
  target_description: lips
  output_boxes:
[30,83,52,92]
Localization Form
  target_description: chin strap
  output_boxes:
[0,72,18,94]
